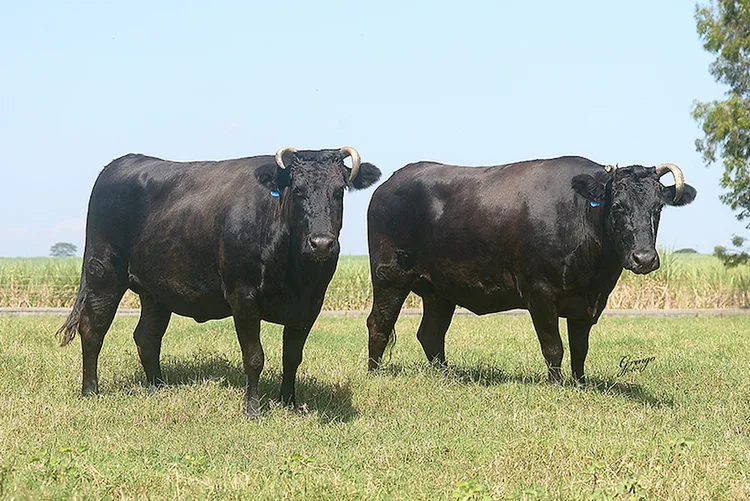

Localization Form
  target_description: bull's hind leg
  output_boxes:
[527,294,564,384]
[133,294,172,388]
[567,318,592,386]
[280,325,311,407]
[79,254,128,395]
[229,289,264,417]
[367,283,410,371]
[416,295,456,367]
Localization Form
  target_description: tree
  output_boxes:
[693,1,750,220]
[693,0,750,265]
[50,242,77,257]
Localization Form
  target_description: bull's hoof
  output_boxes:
[82,382,99,396]
[367,358,382,372]
[547,368,563,385]
[148,381,167,392]
[428,358,448,370]
[280,394,296,409]
[244,398,262,419]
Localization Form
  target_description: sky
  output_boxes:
[0,1,745,257]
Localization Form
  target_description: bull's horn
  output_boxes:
[275,147,297,169]
[339,146,361,180]
[655,163,685,203]
[605,164,618,175]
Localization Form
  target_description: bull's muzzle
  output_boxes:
[306,233,337,261]
[628,250,660,274]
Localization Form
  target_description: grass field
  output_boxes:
[1,253,750,310]
[1,313,748,499]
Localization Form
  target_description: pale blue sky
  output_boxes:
[0,1,744,256]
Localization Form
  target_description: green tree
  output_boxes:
[50,242,77,257]
[693,0,750,264]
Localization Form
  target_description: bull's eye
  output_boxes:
[611,202,627,214]
[292,186,305,198]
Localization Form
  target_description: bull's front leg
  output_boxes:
[528,293,564,384]
[281,325,311,407]
[567,318,593,386]
[230,292,264,417]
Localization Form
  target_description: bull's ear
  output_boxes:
[254,163,290,191]
[572,174,607,204]
[349,162,381,190]
[663,183,697,206]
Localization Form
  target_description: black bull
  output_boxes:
[366,156,696,384]
[58,147,380,415]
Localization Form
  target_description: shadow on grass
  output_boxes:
[380,361,673,408]
[585,376,674,408]
[117,353,358,423]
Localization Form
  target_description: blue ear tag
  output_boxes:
[270,190,280,197]
[590,200,600,207]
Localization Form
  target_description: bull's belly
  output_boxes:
[420,284,598,319]
[418,260,603,318]
[165,297,232,322]
[129,275,324,327]
[415,275,526,315]
[134,285,232,322]
[456,293,527,316]
[128,269,232,322]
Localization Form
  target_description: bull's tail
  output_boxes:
[385,326,397,364]
[57,268,86,347]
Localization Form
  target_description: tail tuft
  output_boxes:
[57,294,85,347]
[385,327,397,364]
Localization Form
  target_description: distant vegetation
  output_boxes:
[1,252,749,310]
[674,248,698,254]
[49,242,77,258]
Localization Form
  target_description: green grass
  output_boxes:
[2,253,750,310]
[1,313,748,499]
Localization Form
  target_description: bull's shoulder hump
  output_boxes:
[390,161,491,179]
[104,153,162,169]
[518,156,603,171]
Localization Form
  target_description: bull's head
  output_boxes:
[572,163,697,274]
[270,147,381,261]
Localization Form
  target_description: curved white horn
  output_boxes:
[339,146,361,180]
[275,146,297,169]
[605,164,618,175]
[655,163,685,203]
